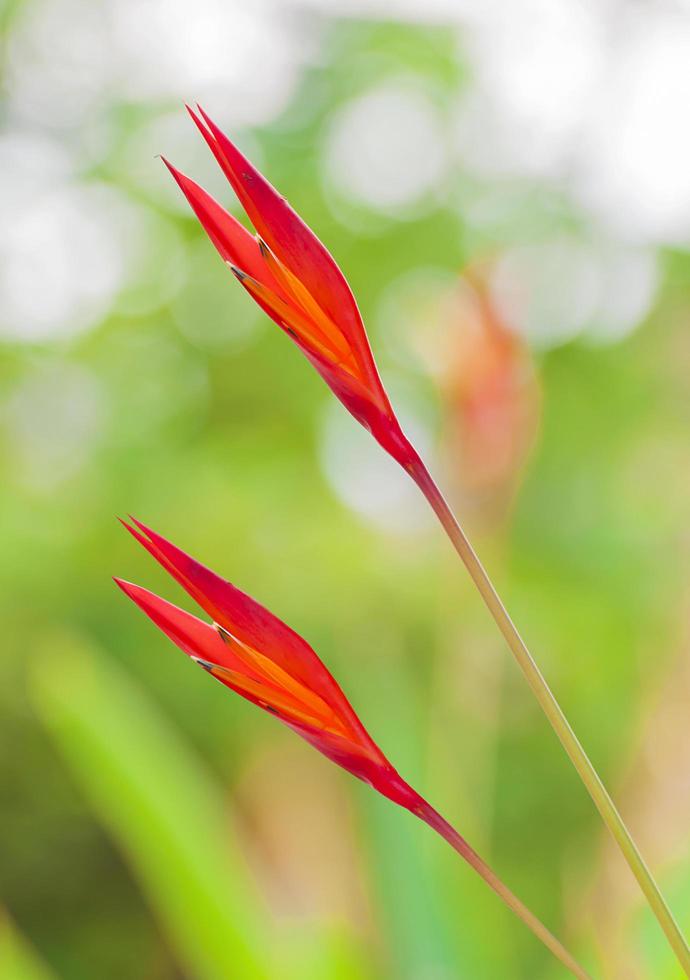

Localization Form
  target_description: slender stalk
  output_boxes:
[399,786,592,979]
[402,446,690,975]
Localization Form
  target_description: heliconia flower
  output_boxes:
[161,105,414,468]
[159,111,690,973]
[115,517,590,980]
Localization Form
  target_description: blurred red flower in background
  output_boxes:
[439,263,541,518]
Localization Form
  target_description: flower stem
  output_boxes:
[402,789,592,979]
[404,448,690,976]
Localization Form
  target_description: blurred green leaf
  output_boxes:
[30,632,269,980]
[0,913,58,980]
[276,922,373,980]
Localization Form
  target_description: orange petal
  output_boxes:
[229,265,355,369]
[215,624,348,734]
[256,238,366,372]
[198,658,347,737]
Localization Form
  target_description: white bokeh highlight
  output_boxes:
[6,0,310,132]
[111,0,309,126]
[573,7,690,243]
[323,80,449,214]
[455,0,605,179]
[0,181,138,342]
[3,362,107,492]
[490,237,659,349]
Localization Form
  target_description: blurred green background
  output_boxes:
[2,1,690,978]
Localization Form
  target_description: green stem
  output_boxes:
[404,448,690,976]
[407,791,592,980]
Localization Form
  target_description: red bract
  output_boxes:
[441,265,540,501]
[162,105,414,466]
[115,518,416,808]
[115,519,590,980]
[156,108,690,975]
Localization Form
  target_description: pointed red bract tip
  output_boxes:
[119,578,281,691]
[186,102,213,138]
[160,158,287,294]
[114,577,230,666]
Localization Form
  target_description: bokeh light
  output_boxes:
[324,79,449,214]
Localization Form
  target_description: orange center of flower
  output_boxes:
[211,624,352,739]
[234,239,365,383]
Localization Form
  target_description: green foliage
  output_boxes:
[31,633,268,980]
[0,916,58,980]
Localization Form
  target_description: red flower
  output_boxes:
[115,517,417,808]
[115,518,590,980]
[158,109,689,975]
[440,263,540,502]
[162,106,413,467]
